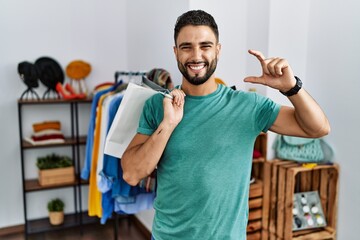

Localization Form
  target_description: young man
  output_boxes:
[121,10,330,240]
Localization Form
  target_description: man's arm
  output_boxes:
[244,49,330,138]
[270,89,330,137]
[121,89,185,186]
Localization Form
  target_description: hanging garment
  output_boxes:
[98,93,154,224]
[88,92,114,217]
[81,80,123,180]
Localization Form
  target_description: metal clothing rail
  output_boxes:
[114,71,147,83]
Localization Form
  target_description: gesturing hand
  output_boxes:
[244,49,297,92]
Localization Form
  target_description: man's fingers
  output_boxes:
[248,49,266,61]
[170,89,186,107]
[248,49,271,75]
[244,76,265,85]
[267,58,288,77]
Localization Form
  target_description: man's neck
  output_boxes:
[181,77,218,96]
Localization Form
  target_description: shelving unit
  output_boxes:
[17,98,95,239]
[247,133,267,240]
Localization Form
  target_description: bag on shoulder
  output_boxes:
[274,135,334,163]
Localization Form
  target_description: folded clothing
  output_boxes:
[27,121,65,145]
[32,129,63,137]
[33,121,61,132]
[31,134,65,141]
[25,137,65,145]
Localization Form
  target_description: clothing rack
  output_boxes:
[112,70,147,240]
[114,71,147,83]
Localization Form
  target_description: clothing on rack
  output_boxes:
[88,91,116,217]
[81,82,122,181]
[81,72,156,223]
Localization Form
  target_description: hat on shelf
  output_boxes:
[65,60,91,96]
[18,61,39,88]
[66,60,91,80]
[17,61,40,100]
[34,57,64,90]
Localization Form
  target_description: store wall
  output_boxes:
[306,1,360,239]
[0,0,128,228]
[125,0,189,86]
[266,1,360,239]
[1,0,360,239]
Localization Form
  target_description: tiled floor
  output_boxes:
[1,218,149,240]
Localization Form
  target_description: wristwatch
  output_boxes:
[280,76,302,97]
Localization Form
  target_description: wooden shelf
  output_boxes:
[18,98,92,105]
[26,212,98,235]
[18,97,93,238]
[246,134,267,239]
[252,157,265,163]
[24,178,89,192]
[249,179,263,199]
[292,227,336,239]
[22,136,87,149]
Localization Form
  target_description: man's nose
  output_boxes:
[191,47,202,60]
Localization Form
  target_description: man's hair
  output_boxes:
[174,10,219,45]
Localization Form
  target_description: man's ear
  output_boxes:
[173,45,178,57]
[216,43,222,57]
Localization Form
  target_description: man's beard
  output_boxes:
[177,58,217,85]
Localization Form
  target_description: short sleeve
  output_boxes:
[137,94,164,136]
[254,94,281,132]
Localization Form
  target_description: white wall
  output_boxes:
[1,0,360,239]
[266,1,360,239]
[0,0,127,228]
[126,0,189,85]
[190,0,248,90]
[305,1,360,239]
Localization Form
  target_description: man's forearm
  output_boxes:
[288,88,330,137]
[121,122,176,186]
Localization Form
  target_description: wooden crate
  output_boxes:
[247,133,268,239]
[262,227,336,240]
[38,166,75,186]
[262,160,298,236]
[247,133,267,240]
[252,133,267,180]
[262,160,339,240]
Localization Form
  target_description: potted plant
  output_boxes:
[36,153,75,186]
[47,198,65,225]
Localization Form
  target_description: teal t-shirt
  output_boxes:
[137,84,280,240]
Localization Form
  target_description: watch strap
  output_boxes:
[280,76,302,97]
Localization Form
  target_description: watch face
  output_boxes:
[295,76,303,88]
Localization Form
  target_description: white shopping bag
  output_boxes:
[104,82,157,158]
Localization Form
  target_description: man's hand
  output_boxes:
[162,89,186,128]
[244,49,297,93]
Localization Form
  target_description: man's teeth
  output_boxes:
[189,65,204,70]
